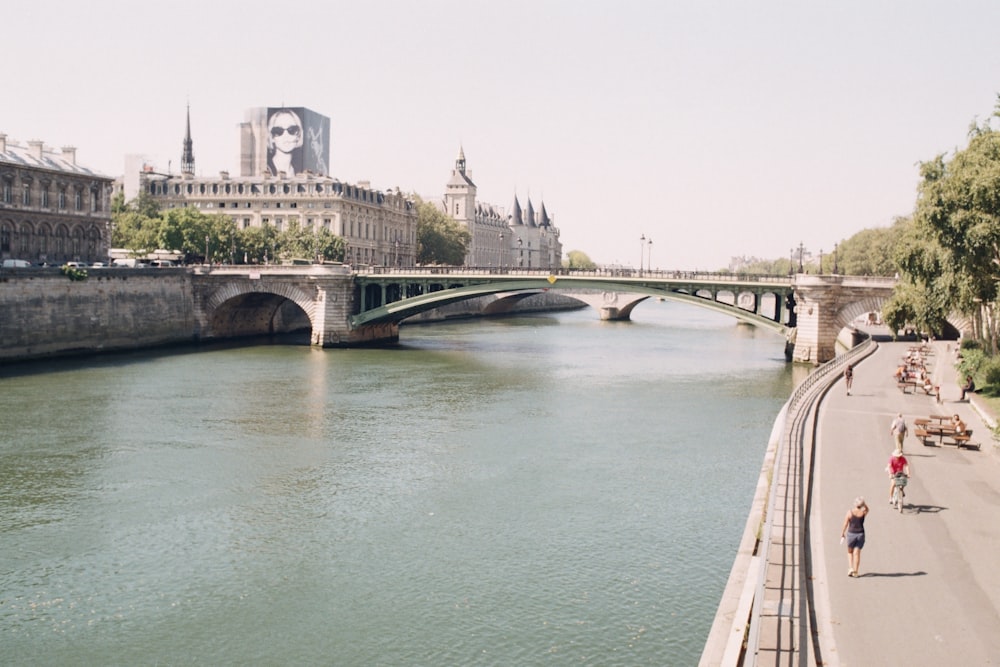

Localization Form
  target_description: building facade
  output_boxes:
[440,147,562,269]
[0,134,113,265]
[138,107,416,267]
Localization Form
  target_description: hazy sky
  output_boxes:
[5,1,999,269]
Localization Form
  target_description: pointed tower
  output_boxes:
[539,201,551,227]
[510,194,523,226]
[443,145,476,224]
[525,198,537,228]
[181,104,195,176]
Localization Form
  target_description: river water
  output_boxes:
[0,302,798,666]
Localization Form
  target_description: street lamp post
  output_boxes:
[797,242,805,273]
[833,243,839,274]
[517,238,523,268]
[819,249,823,275]
[645,237,653,273]
[498,232,505,269]
[205,235,210,266]
[639,234,646,275]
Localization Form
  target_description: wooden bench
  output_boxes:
[898,380,918,393]
[944,430,979,450]
[914,427,933,446]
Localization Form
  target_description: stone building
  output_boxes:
[440,147,562,269]
[136,107,416,267]
[0,134,113,265]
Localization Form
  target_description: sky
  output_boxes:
[5,0,1000,270]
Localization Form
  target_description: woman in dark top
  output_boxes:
[840,496,869,577]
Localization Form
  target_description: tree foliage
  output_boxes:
[111,196,346,265]
[564,250,596,270]
[905,105,1000,348]
[415,198,470,265]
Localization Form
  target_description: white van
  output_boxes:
[112,258,148,268]
[149,259,176,268]
[2,259,31,268]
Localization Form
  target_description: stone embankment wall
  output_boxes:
[0,268,196,362]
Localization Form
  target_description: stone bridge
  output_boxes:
[190,266,897,364]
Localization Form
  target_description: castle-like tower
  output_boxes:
[440,147,562,269]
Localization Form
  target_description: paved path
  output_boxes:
[812,340,1000,665]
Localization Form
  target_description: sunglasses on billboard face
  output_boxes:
[271,125,301,137]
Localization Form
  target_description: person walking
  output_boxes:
[889,413,908,453]
[840,496,869,577]
[843,363,854,396]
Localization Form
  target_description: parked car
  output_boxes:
[65,261,89,269]
[90,262,107,268]
[2,259,32,268]
[149,260,176,268]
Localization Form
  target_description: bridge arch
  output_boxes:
[200,280,316,340]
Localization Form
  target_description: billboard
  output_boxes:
[263,107,330,177]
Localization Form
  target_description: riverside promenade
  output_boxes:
[812,338,1000,664]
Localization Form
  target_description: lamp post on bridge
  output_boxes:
[833,243,839,274]
[499,232,505,270]
[639,233,646,275]
[797,241,805,273]
[645,237,653,273]
[205,235,210,266]
[789,248,794,276]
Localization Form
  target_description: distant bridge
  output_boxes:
[190,266,897,363]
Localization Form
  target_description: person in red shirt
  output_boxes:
[887,448,910,504]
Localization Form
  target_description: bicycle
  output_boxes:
[892,472,908,512]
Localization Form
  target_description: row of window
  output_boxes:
[0,223,101,257]
[149,180,405,206]
[1,181,101,212]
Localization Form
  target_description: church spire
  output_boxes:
[181,103,195,176]
[455,145,466,174]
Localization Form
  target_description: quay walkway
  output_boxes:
[701,335,1000,665]
[812,338,1000,665]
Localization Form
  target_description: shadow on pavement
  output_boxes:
[856,571,928,578]
[903,503,947,514]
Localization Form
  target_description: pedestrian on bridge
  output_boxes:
[843,363,854,396]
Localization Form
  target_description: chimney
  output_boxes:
[0,134,6,152]
[28,140,44,159]
[61,146,77,165]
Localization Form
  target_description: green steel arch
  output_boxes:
[351,272,795,335]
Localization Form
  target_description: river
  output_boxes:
[0,301,798,666]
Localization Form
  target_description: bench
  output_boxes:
[944,430,980,450]
[914,427,933,446]
[898,380,918,393]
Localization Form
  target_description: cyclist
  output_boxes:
[886,448,910,506]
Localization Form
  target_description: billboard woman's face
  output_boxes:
[269,112,303,153]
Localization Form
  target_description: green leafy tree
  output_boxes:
[415,199,470,265]
[829,221,908,276]
[274,222,344,263]
[563,250,597,270]
[911,105,1000,349]
[240,224,280,264]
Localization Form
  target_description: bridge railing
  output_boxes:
[354,265,796,284]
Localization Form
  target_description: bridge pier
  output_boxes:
[789,275,893,364]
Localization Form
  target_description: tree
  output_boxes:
[911,106,1000,349]
[276,222,345,263]
[830,221,908,277]
[563,250,596,270]
[415,198,470,265]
